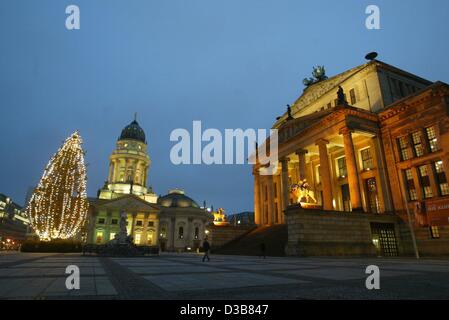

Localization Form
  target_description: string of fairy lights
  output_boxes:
[26,132,88,241]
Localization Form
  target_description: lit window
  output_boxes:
[134,233,141,244]
[109,232,116,240]
[404,169,418,201]
[397,136,411,161]
[337,157,347,178]
[178,226,184,239]
[412,131,424,157]
[425,126,438,153]
[433,161,449,196]
[361,148,374,170]
[160,227,167,238]
[96,231,103,244]
[418,165,433,198]
[430,226,440,239]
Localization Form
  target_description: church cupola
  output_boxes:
[98,116,157,203]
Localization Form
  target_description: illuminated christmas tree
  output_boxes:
[27,132,88,241]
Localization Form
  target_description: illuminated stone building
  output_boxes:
[253,57,449,256]
[0,193,29,246]
[87,119,213,249]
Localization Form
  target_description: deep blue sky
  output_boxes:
[1,1,448,213]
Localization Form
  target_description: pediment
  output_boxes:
[92,195,160,212]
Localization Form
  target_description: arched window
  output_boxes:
[194,227,199,240]
[178,226,184,239]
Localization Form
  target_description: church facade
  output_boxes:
[254,57,449,255]
[86,119,213,251]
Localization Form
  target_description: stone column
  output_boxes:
[340,128,363,212]
[280,157,290,211]
[142,213,149,244]
[372,136,394,212]
[296,149,308,181]
[267,175,275,225]
[316,139,334,210]
[253,167,262,225]
[130,212,137,239]
[187,217,193,247]
[170,217,176,251]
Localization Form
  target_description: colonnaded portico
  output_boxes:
[254,105,394,226]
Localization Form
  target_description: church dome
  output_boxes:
[158,189,200,208]
[119,120,146,143]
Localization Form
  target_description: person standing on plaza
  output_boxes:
[202,238,211,262]
[260,242,266,259]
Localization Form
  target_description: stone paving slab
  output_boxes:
[129,265,227,275]
[274,267,421,281]
[0,266,106,277]
[144,272,308,292]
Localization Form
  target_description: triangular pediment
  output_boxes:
[91,195,160,212]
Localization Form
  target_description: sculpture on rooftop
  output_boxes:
[303,66,328,87]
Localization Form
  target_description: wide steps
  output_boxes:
[213,224,288,257]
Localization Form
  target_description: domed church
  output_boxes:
[86,118,214,251]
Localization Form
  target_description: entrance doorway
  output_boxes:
[370,223,398,256]
[341,184,351,212]
[365,178,380,213]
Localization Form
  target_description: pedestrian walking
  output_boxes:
[202,238,211,262]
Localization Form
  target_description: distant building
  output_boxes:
[86,119,214,250]
[228,212,255,226]
[0,193,29,246]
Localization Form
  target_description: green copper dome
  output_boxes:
[119,120,146,143]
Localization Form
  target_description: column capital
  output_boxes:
[339,126,354,136]
[295,149,308,156]
[279,157,290,164]
[315,138,329,146]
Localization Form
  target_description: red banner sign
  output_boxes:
[424,198,449,226]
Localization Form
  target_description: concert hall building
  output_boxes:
[253,57,449,256]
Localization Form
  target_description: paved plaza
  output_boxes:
[0,251,448,299]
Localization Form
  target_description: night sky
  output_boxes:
[1,0,448,213]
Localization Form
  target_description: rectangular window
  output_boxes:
[111,219,118,225]
[418,165,433,198]
[433,161,449,196]
[430,226,440,239]
[109,232,116,241]
[136,220,143,227]
[397,136,411,161]
[148,221,154,227]
[316,165,321,184]
[425,126,439,153]
[135,233,141,244]
[337,157,347,178]
[411,131,424,157]
[361,148,374,170]
[97,218,105,224]
[349,89,356,104]
[404,169,418,201]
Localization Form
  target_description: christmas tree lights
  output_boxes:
[26,132,88,241]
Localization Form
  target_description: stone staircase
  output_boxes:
[213,224,288,257]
